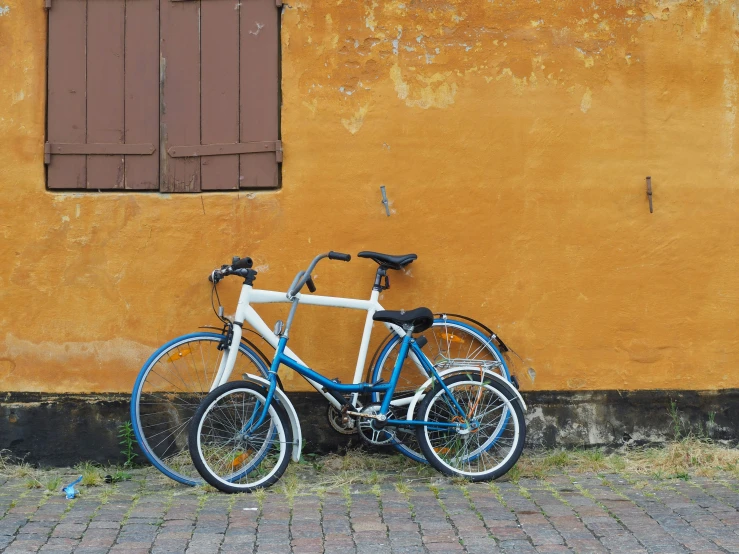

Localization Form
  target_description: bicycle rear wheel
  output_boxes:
[416,374,525,481]
[371,318,510,463]
[131,332,269,486]
[189,381,293,493]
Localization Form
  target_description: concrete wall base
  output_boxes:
[1,389,737,467]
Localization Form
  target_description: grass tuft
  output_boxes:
[252,487,267,508]
[503,439,739,481]
[76,462,104,487]
[619,438,739,478]
[44,475,62,493]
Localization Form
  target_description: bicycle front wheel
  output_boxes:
[371,318,510,463]
[131,332,269,486]
[189,381,293,493]
[416,374,525,481]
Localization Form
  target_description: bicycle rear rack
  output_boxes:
[433,359,504,372]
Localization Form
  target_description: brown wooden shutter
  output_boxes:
[161,0,281,192]
[46,0,280,192]
[46,0,160,190]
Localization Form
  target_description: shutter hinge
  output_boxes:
[44,142,51,164]
[275,140,283,163]
[44,0,52,9]
[276,0,283,7]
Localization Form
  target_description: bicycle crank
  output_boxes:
[356,404,397,446]
[327,401,361,435]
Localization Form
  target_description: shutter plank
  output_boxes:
[125,0,160,190]
[201,0,239,190]
[87,0,125,189]
[240,0,279,189]
[160,0,201,192]
[47,0,87,189]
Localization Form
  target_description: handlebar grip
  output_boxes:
[328,251,351,262]
[306,276,317,293]
[231,256,253,270]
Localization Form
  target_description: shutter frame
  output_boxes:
[47,0,280,192]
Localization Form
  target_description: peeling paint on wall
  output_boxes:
[341,103,369,134]
[723,66,737,158]
[284,0,739,134]
[580,87,593,113]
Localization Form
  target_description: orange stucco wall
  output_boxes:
[1,0,738,393]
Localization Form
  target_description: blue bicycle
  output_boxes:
[188,252,527,492]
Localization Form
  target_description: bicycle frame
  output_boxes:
[212,282,419,409]
[250,331,469,433]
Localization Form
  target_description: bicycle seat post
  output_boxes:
[373,266,390,292]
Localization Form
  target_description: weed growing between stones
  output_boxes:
[118,421,138,468]
[75,461,105,486]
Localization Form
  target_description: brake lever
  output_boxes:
[306,276,316,293]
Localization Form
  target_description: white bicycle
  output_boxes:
[131,251,519,485]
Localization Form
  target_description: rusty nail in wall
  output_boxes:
[646,176,653,213]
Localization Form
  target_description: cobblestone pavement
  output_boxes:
[0,463,738,553]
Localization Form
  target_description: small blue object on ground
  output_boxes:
[62,476,82,499]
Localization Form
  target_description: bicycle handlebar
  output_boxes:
[328,251,351,262]
[208,255,253,283]
[231,256,253,270]
[208,251,351,293]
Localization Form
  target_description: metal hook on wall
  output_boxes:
[646,176,653,213]
[380,185,390,216]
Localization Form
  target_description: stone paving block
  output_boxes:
[5,534,49,551]
[425,541,464,551]
[323,548,356,554]
[390,547,426,554]
[534,545,571,553]
[463,537,501,554]
[389,535,424,546]
[498,538,538,552]
[50,522,87,539]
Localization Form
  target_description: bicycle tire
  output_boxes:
[131,332,269,486]
[370,318,510,462]
[416,374,525,481]
[189,380,293,493]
